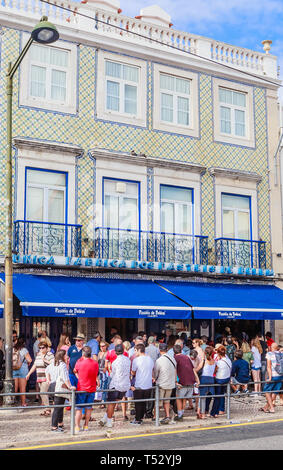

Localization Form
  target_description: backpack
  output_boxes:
[12,349,22,370]
[274,351,283,375]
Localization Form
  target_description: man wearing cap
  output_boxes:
[86,331,101,362]
[154,343,176,424]
[67,333,85,387]
[99,344,131,428]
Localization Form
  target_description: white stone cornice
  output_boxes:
[209,167,262,183]
[90,147,206,174]
[13,137,83,157]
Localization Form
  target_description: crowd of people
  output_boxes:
[7,327,283,432]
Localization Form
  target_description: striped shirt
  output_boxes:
[34,352,54,382]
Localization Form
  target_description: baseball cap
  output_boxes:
[159,343,167,352]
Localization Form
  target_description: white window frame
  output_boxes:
[213,78,255,147]
[221,194,251,240]
[96,51,147,127]
[153,63,199,137]
[103,179,139,230]
[26,170,66,224]
[19,33,77,114]
[160,185,193,235]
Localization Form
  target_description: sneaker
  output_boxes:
[74,426,81,434]
[51,427,64,433]
[130,419,142,426]
[244,389,249,394]
[160,417,170,425]
[83,426,89,431]
[106,420,113,428]
[98,415,107,427]
[233,390,241,395]
[174,415,183,422]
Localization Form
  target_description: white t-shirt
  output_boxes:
[132,355,154,390]
[215,356,232,379]
[251,346,261,368]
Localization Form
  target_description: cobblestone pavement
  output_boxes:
[1,394,283,449]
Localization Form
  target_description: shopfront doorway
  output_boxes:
[105,318,137,342]
[214,319,264,341]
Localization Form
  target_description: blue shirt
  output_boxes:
[87,338,99,357]
[231,359,250,384]
[67,345,83,374]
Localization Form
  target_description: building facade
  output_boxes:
[0,0,283,349]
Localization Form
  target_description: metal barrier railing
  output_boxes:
[0,378,282,437]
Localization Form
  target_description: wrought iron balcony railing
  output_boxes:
[94,227,208,265]
[13,220,82,257]
[215,237,266,269]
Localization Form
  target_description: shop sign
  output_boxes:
[12,254,274,277]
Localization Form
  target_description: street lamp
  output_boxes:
[4,17,59,403]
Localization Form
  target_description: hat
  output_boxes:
[73,333,86,341]
[215,343,222,350]
[148,336,155,344]
[159,343,167,352]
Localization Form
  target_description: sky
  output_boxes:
[117,0,283,95]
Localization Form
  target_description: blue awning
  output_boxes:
[157,280,283,320]
[0,273,191,319]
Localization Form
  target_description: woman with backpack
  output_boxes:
[13,336,32,409]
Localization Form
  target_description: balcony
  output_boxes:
[13,220,82,257]
[215,238,266,269]
[94,227,208,265]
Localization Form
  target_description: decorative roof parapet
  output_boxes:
[0,0,279,81]
[90,147,207,174]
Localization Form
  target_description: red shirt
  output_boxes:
[74,358,99,393]
[267,337,274,348]
[105,349,128,364]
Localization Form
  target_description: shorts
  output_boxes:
[13,363,29,379]
[107,390,126,402]
[75,392,95,409]
[263,376,283,393]
[251,366,261,371]
[159,388,172,404]
[176,385,193,399]
[231,377,248,386]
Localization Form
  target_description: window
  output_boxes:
[222,194,250,239]
[26,169,66,224]
[153,64,199,137]
[96,51,147,127]
[105,61,139,115]
[160,185,193,234]
[213,78,254,147]
[103,179,139,230]
[20,35,77,114]
[160,74,190,126]
[219,88,246,137]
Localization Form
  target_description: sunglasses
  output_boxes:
[100,345,106,347]
[39,346,47,349]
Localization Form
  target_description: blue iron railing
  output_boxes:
[215,237,266,269]
[13,220,82,257]
[94,227,208,264]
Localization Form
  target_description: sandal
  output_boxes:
[40,410,51,416]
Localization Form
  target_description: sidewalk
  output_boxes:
[1,394,283,449]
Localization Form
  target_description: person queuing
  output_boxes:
[99,344,131,428]
[67,333,85,387]
[230,350,250,394]
[50,350,76,432]
[174,344,200,422]
[97,341,110,407]
[250,337,262,396]
[87,331,102,361]
[154,343,176,424]
[198,346,216,419]
[73,346,100,433]
[26,340,54,416]
[130,344,154,425]
[210,345,232,418]
[12,336,32,410]
[261,342,283,414]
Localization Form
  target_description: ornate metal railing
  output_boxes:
[215,237,266,269]
[13,220,82,257]
[94,227,208,265]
